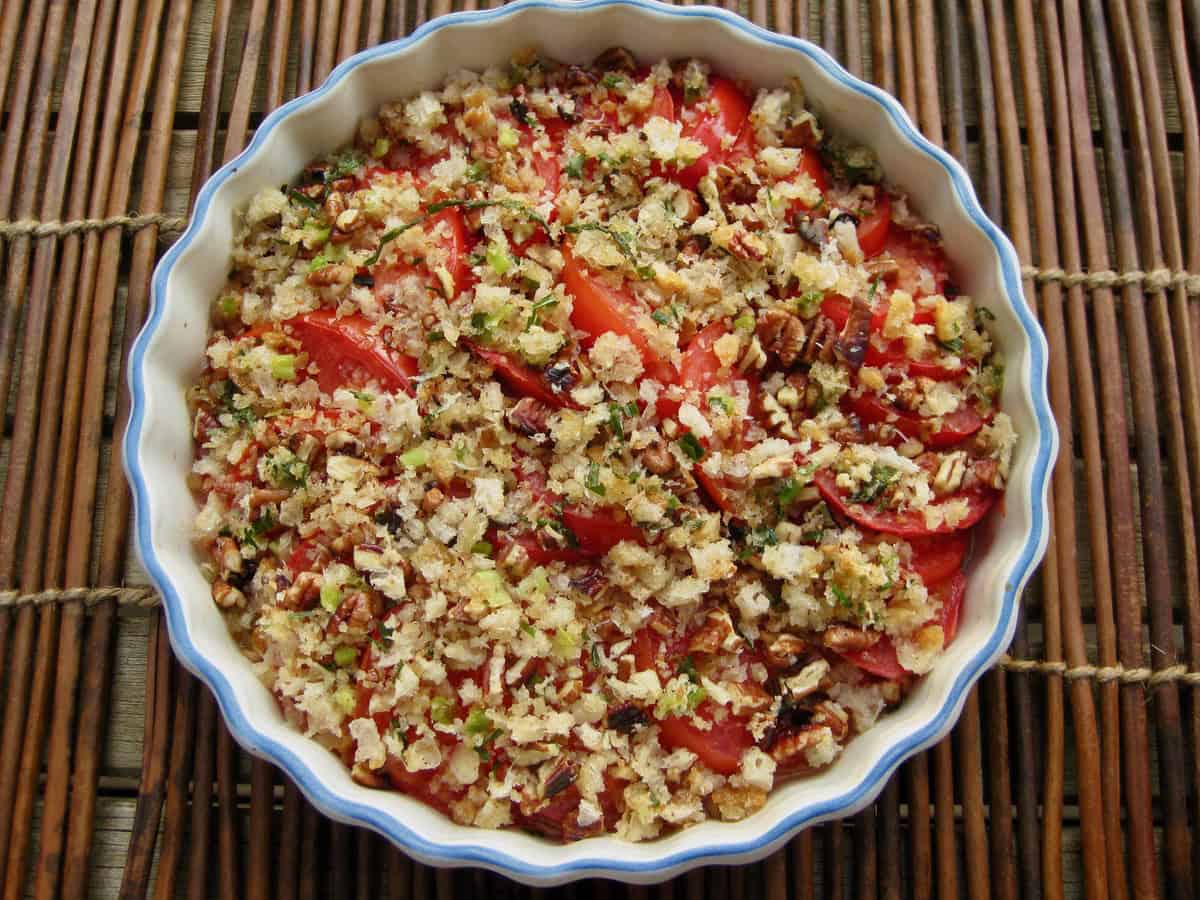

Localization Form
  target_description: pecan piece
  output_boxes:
[763,633,808,669]
[821,625,881,654]
[756,309,806,368]
[592,46,637,73]
[801,314,837,364]
[211,580,246,609]
[727,224,768,262]
[507,397,552,437]
[306,262,353,287]
[641,438,676,476]
[281,571,321,611]
[688,608,743,655]
[708,784,768,822]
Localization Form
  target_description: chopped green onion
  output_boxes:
[486,241,512,276]
[217,295,241,318]
[333,645,358,667]
[733,313,756,334]
[430,696,455,725]
[464,707,493,735]
[777,476,801,508]
[371,137,390,158]
[319,583,342,612]
[677,432,706,462]
[332,686,358,715]
[270,353,297,382]
[566,155,586,179]
[498,125,520,149]
[585,462,606,496]
[472,540,494,557]
[400,446,429,468]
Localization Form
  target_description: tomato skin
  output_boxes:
[465,341,581,410]
[924,406,985,449]
[935,571,967,644]
[561,247,678,384]
[841,638,907,680]
[909,533,969,587]
[845,392,983,448]
[814,468,996,537]
[856,191,891,258]
[658,705,754,775]
[675,77,752,190]
[286,310,419,395]
[561,507,646,556]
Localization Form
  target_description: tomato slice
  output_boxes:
[561,506,645,556]
[286,311,419,395]
[814,469,996,537]
[675,77,752,190]
[934,570,967,644]
[561,247,678,383]
[856,191,891,258]
[372,207,471,300]
[908,533,969,587]
[658,705,754,775]
[842,568,968,680]
[845,392,983,448]
[841,637,907,681]
[465,341,581,410]
[882,228,951,297]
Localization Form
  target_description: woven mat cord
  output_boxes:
[0,214,1198,296]
[1,587,1196,686]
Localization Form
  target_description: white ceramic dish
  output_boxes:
[125,0,1056,885]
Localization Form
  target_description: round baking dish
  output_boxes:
[125,0,1056,884]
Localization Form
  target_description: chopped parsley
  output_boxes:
[777,476,801,508]
[676,432,706,462]
[325,148,364,181]
[527,294,559,329]
[848,464,899,505]
[566,154,586,179]
[585,461,606,496]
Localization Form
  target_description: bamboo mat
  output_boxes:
[0,0,1196,897]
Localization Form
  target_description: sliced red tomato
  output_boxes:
[845,392,982,449]
[882,228,951,297]
[814,468,996,537]
[286,310,419,395]
[908,533,969,587]
[561,247,678,383]
[286,540,328,576]
[658,705,754,775]
[785,149,829,213]
[924,406,985,449]
[934,570,967,644]
[561,506,645,556]
[675,77,752,190]
[465,342,580,410]
[856,191,891,258]
[372,207,471,299]
[841,570,967,679]
[841,637,907,681]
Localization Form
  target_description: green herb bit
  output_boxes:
[333,645,358,667]
[527,295,559,329]
[566,155,586,179]
[590,643,602,669]
[607,403,628,443]
[497,124,520,150]
[585,462,606,496]
[319,582,342,612]
[564,222,644,272]
[777,476,801,508]
[486,241,512,276]
[938,336,964,353]
[676,432,706,462]
[830,583,852,608]
[651,309,672,326]
[601,73,625,89]
[466,160,490,182]
[326,148,365,181]
[430,696,455,725]
[686,684,708,711]
[287,188,323,210]
[708,394,733,414]
[472,540,494,558]
[733,313,756,334]
[400,446,429,468]
[520,621,537,637]
[464,707,493,735]
[795,290,824,319]
[270,353,297,382]
[677,655,700,683]
[848,463,899,505]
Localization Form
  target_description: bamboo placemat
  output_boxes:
[0,1,1195,897]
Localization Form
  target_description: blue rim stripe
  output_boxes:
[125,0,1056,882]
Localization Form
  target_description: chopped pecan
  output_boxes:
[543,760,578,799]
[211,580,245,609]
[641,438,676,475]
[767,725,828,770]
[727,681,774,715]
[326,590,382,634]
[672,188,702,223]
[708,783,768,822]
[569,567,607,598]
[306,262,353,287]
[864,255,900,280]
[965,457,1003,490]
[932,451,969,496]
[835,295,872,368]
[350,763,387,788]
[727,224,768,262]
[763,633,808,669]
[810,700,850,741]
[821,625,881,654]
[421,486,446,514]
[213,536,243,575]
[688,607,743,655]
[592,46,637,73]
[507,397,552,437]
[801,314,837,364]
[282,571,321,611]
[324,190,347,221]
[756,309,806,368]
[249,488,291,509]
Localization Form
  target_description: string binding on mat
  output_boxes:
[0,215,1198,296]
[0,586,159,608]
